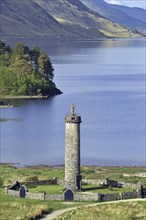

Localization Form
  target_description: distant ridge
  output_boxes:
[80,0,146,33]
[1,0,143,39]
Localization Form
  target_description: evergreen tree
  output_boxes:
[11,54,32,76]
[12,43,29,56]
[0,41,61,97]
[38,51,54,81]
[29,46,40,71]
[0,41,7,55]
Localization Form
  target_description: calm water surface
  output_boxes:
[1,39,145,166]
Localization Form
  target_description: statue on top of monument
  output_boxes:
[71,103,75,115]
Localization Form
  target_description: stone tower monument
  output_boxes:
[64,104,82,191]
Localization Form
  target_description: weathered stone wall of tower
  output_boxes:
[64,112,81,191]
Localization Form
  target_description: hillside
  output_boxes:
[111,4,146,23]
[34,0,140,38]
[80,0,146,33]
[56,201,146,220]
[1,0,141,39]
[1,0,71,37]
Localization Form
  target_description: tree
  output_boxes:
[0,41,61,96]
[29,46,40,71]
[0,40,11,55]
[0,41,7,55]
[38,51,54,81]
[11,54,32,76]
[0,67,17,95]
[0,51,11,67]
[12,43,29,56]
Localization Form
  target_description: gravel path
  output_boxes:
[42,198,145,220]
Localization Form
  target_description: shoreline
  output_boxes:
[0,162,145,169]
[0,95,49,108]
[0,95,49,99]
[0,105,14,109]
[1,36,145,40]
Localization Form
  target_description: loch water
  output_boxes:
[1,38,145,166]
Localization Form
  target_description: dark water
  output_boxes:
[1,39,145,166]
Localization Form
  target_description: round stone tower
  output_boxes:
[64,104,82,191]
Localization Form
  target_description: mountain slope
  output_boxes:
[1,0,71,37]
[111,4,146,23]
[80,0,146,32]
[1,0,141,38]
[33,0,140,38]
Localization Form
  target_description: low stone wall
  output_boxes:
[120,191,140,200]
[26,193,64,201]
[57,179,64,185]
[82,179,138,189]
[120,182,138,189]
[25,192,45,200]
[99,193,120,201]
[74,193,99,201]
[82,179,102,185]
[6,189,63,201]
[21,179,57,186]
[6,188,141,202]
[45,194,64,201]
[6,189,19,197]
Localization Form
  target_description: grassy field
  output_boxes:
[1,164,145,187]
[56,201,146,220]
[81,166,146,186]
[0,164,64,186]
[28,184,132,195]
[0,188,49,220]
[82,184,132,194]
[29,185,64,194]
[0,188,92,220]
[1,164,145,219]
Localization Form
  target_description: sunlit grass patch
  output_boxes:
[56,201,146,220]
[29,185,64,194]
[55,17,73,24]
[82,184,132,194]
[0,189,49,220]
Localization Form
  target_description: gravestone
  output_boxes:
[64,188,74,201]
[19,185,28,198]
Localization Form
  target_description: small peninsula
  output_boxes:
[0,41,62,101]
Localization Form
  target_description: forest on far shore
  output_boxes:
[0,41,62,97]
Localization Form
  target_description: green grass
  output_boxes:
[1,164,145,219]
[56,201,146,220]
[54,17,73,24]
[1,164,145,187]
[0,188,50,220]
[0,188,92,220]
[29,185,65,194]
[82,184,133,194]
[0,164,64,186]
[81,166,146,186]
[29,184,132,195]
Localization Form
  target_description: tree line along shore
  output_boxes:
[0,40,62,105]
